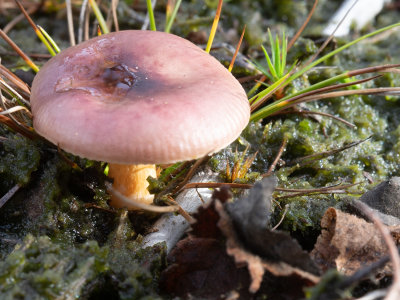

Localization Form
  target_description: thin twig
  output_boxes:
[173,155,210,194]
[301,0,360,72]
[288,136,371,166]
[183,182,252,190]
[263,136,287,177]
[0,64,30,97]
[275,182,359,193]
[275,189,351,200]
[278,109,356,128]
[3,3,38,34]
[274,74,383,112]
[166,196,194,223]
[0,29,39,72]
[0,184,20,209]
[106,182,179,213]
[272,204,289,230]
[282,87,400,113]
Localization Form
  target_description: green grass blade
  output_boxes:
[280,72,350,102]
[281,32,287,76]
[146,0,157,31]
[288,22,400,86]
[249,73,290,105]
[262,45,278,79]
[250,60,272,81]
[274,34,281,78]
[268,29,276,66]
[165,0,182,33]
[89,0,109,34]
[251,22,400,122]
[37,25,60,53]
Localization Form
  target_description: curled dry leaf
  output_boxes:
[311,207,397,277]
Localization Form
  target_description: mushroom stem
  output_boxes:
[108,163,156,209]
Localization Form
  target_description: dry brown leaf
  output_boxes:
[311,207,391,276]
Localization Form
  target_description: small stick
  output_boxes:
[173,155,210,194]
[0,29,39,72]
[0,184,20,209]
[271,204,289,230]
[183,182,252,190]
[262,136,287,177]
[3,3,38,34]
[106,182,179,213]
[166,196,194,223]
[278,109,356,128]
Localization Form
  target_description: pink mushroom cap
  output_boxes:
[30,30,250,164]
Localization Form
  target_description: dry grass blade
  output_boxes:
[0,105,32,117]
[0,64,30,97]
[172,155,210,194]
[65,0,76,46]
[346,63,400,77]
[0,114,36,139]
[275,189,352,199]
[276,74,382,111]
[182,182,253,190]
[3,2,39,34]
[271,204,289,230]
[14,0,56,56]
[274,182,359,193]
[0,184,20,209]
[263,136,287,177]
[111,0,119,31]
[78,0,89,43]
[228,25,246,72]
[289,136,371,166]
[0,29,39,72]
[0,76,30,107]
[287,0,318,50]
[291,87,400,108]
[301,0,359,72]
[280,109,356,128]
[106,182,179,213]
[165,196,194,223]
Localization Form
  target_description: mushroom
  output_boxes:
[30,30,250,209]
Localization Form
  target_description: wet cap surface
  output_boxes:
[31,30,250,164]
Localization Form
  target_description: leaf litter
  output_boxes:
[161,176,400,299]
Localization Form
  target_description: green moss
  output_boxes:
[0,132,40,188]
[0,234,164,299]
